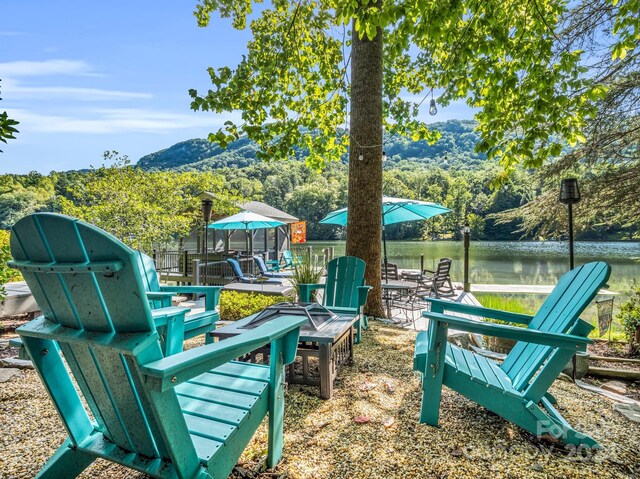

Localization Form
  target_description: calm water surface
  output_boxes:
[305,240,640,293]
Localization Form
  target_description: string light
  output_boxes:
[429,90,438,116]
[382,151,387,162]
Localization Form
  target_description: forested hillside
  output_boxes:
[138,120,484,171]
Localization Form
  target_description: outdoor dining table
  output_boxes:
[381,279,418,319]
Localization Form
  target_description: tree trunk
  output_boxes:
[346,4,384,318]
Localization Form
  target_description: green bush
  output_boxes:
[218,290,286,321]
[617,281,640,355]
[0,230,22,301]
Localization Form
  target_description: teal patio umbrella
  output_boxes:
[209,211,285,259]
[320,197,450,280]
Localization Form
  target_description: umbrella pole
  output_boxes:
[383,225,389,284]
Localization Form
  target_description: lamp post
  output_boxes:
[462,222,471,292]
[201,199,213,285]
[559,178,581,270]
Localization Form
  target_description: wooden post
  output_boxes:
[183,250,189,276]
[193,259,201,285]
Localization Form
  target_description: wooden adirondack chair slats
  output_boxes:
[10,213,306,479]
[414,261,611,448]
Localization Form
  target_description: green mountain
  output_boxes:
[137,119,485,171]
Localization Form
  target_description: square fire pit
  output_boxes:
[210,302,358,399]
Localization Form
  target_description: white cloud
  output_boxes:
[0,59,96,77]
[0,31,24,37]
[7,108,234,134]
[3,80,152,101]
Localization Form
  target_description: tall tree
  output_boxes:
[190,0,614,316]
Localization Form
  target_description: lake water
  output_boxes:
[304,240,640,325]
[305,240,639,292]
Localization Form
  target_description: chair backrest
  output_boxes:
[282,250,296,267]
[433,258,451,278]
[10,213,185,460]
[253,255,268,275]
[227,257,246,280]
[501,262,610,392]
[136,251,165,307]
[323,256,366,309]
[382,262,399,280]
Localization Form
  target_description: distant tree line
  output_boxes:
[2,149,637,250]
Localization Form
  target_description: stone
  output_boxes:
[448,332,474,350]
[0,358,34,369]
[613,403,640,423]
[0,368,21,383]
[561,352,590,379]
[601,380,628,395]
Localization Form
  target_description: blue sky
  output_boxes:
[1,1,474,174]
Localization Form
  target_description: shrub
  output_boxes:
[0,230,22,301]
[289,252,324,302]
[218,290,286,321]
[617,281,640,355]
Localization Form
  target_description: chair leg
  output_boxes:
[35,439,95,479]
[267,339,285,468]
[354,318,362,344]
[420,322,447,426]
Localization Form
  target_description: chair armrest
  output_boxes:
[160,285,222,311]
[357,285,372,308]
[151,306,191,327]
[423,311,591,351]
[298,283,326,302]
[140,315,306,392]
[146,291,174,308]
[425,297,534,325]
[151,306,189,355]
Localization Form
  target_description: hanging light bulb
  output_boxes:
[382,151,387,162]
[429,98,438,116]
[358,153,364,161]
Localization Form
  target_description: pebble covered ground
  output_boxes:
[1,322,639,479]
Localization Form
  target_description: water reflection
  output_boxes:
[306,240,640,293]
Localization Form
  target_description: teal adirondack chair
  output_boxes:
[137,252,221,347]
[9,213,305,479]
[414,261,611,448]
[282,249,301,269]
[298,256,372,343]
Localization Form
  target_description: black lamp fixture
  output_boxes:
[201,199,213,285]
[462,221,471,292]
[558,178,581,270]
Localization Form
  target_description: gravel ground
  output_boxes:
[1,322,639,479]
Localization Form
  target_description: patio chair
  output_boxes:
[227,257,283,284]
[414,261,611,448]
[382,261,400,280]
[423,258,455,297]
[137,252,222,348]
[298,256,372,343]
[391,282,432,327]
[9,213,305,479]
[253,255,293,278]
[282,249,302,269]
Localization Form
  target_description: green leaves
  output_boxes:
[0,80,19,153]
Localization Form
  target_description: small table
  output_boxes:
[210,308,358,399]
[382,279,418,319]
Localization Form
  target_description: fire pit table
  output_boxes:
[209,302,358,399]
